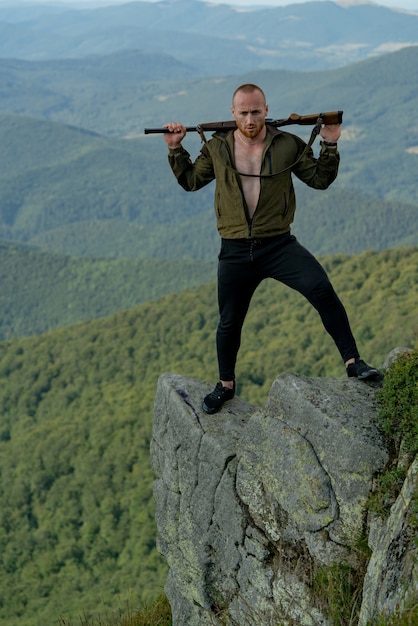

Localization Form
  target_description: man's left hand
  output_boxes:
[320,123,341,143]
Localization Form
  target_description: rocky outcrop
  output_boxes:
[150,355,417,625]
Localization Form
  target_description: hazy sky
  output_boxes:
[9,0,418,11]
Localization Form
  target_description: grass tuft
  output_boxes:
[58,594,172,626]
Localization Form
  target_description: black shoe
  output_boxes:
[202,382,235,414]
[346,358,383,381]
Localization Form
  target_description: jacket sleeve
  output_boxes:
[292,138,340,190]
[168,144,215,191]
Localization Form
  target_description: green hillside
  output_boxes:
[0,114,209,234]
[0,51,199,136]
[0,113,214,245]
[0,241,215,340]
[0,246,416,626]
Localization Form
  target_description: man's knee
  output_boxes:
[308,277,338,307]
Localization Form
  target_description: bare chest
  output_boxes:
[234,137,265,217]
[234,141,264,176]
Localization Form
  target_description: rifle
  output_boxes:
[143,110,343,134]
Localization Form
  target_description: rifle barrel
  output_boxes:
[143,110,343,135]
[144,127,201,134]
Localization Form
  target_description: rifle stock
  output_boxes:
[143,110,343,134]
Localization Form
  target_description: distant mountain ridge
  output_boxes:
[0,0,417,73]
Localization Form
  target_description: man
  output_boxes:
[164,83,382,414]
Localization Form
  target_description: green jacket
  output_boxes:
[168,127,339,239]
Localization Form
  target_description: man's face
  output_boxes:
[231,90,268,139]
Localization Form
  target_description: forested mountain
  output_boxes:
[0,45,417,270]
[0,246,417,626]
[0,4,417,622]
[0,241,215,340]
[0,0,416,73]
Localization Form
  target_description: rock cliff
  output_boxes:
[150,352,417,625]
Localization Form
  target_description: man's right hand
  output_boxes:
[163,123,187,149]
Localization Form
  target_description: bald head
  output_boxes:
[232,84,266,107]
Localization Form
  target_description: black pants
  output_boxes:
[216,234,359,381]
